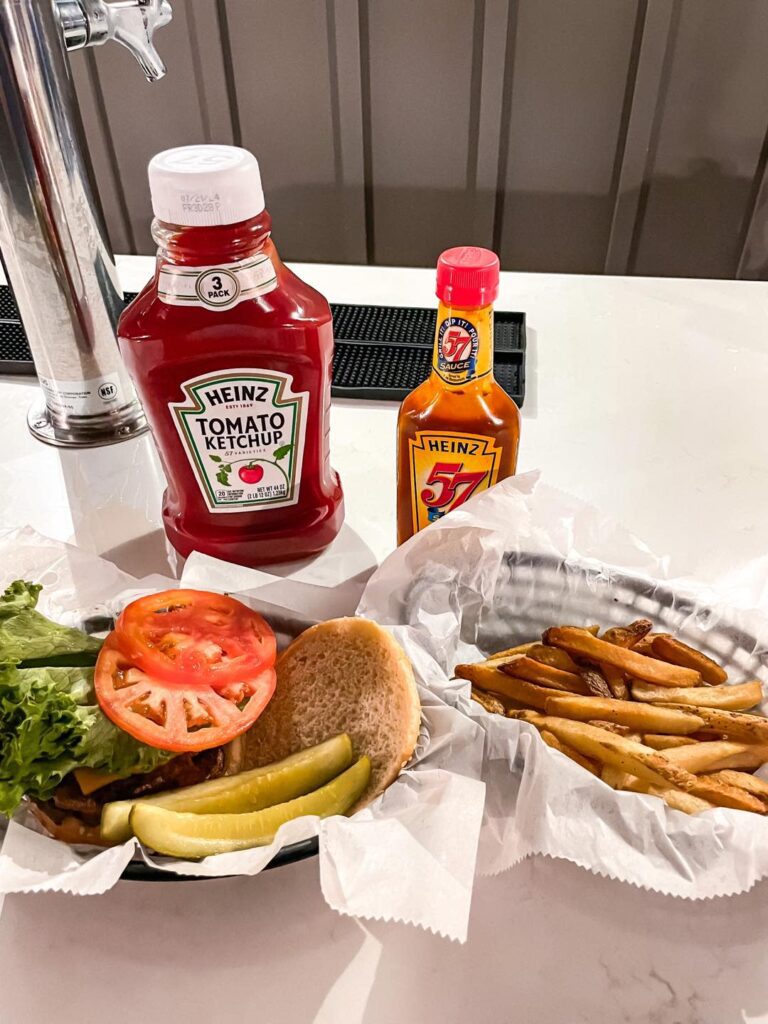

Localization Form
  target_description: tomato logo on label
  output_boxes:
[239,464,264,484]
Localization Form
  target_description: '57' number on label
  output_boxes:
[420,461,488,511]
[441,327,472,362]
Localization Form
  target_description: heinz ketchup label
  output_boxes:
[169,369,308,513]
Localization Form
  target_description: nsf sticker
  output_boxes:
[436,317,479,384]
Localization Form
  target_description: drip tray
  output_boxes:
[0,285,526,406]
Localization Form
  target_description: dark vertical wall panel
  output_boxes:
[474,0,514,247]
[186,0,236,147]
[332,0,368,263]
[224,0,365,263]
[75,2,232,255]
[736,137,768,280]
[66,0,768,277]
[632,0,768,278]
[604,0,676,275]
[365,0,485,266]
[498,0,639,273]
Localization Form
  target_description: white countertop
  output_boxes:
[2,259,768,1022]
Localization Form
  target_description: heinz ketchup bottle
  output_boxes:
[118,145,344,567]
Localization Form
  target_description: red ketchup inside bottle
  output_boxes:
[118,145,344,567]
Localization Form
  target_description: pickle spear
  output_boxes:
[130,755,371,858]
[101,733,353,844]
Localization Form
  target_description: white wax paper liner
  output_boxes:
[0,530,486,942]
[357,473,768,899]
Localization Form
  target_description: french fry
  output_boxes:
[632,634,664,657]
[470,687,506,716]
[578,666,613,698]
[660,704,768,743]
[527,643,580,673]
[484,642,536,664]
[632,680,763,711]
[538,624,599,639]
[650,787,715,815]
[662,741,768,773]
[686,776,767,814]
[601,664,629,700]
[543,627,701,687]
[601,766,714,814]
[588,720,634,736]
[651,634,727,686]
[455,663,552,709]
[642,734,699,750]
[517,713,698,790]
[501,656,589,694]
[456,616,768,816]
[599,622,651,699]
[539,729,599,775]
[602,620,653,648]
[707,770,768,801]
[600,765,634,788]
[543,694,705,735]
[699,749,768,772]
[521,714,628,777]
[482,655,526,669]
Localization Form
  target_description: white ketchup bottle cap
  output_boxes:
[148,145,265,227]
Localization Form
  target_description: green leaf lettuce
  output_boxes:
[0,580,103,666]
[0,664,172,817]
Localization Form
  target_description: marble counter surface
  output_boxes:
[1,259,767,1023]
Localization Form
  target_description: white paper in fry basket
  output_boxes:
[0,529,485,942]
[357,473,768,899]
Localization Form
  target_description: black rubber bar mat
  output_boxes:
[0,284,526,406]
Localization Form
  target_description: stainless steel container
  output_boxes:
[0,0,172,447]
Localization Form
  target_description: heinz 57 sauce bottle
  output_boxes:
[119,145,343,567]
[397,247,520,543]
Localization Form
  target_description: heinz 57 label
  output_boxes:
[407,430,502,533]
[434,307,493,386]
[170,369,308,514]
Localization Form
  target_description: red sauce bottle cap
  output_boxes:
[436,246,500,308]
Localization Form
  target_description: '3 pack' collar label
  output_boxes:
[158,253,277,312]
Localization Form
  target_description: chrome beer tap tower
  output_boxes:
[0,0,173,446]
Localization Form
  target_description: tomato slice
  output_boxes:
[114,590,276,688]
[94,633,276,752]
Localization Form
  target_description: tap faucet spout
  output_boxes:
[60,0,173,82]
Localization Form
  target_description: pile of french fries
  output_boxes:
[456,619,768,816]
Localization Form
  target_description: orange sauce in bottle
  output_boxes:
[397,247,520,543]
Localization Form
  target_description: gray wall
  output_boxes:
[72,0,768,278]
